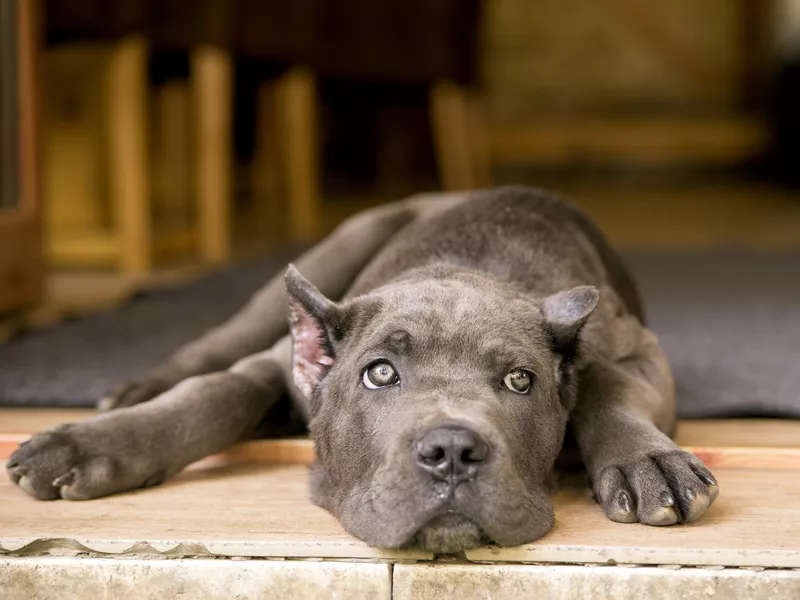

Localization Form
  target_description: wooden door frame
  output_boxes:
[0,0,42,313]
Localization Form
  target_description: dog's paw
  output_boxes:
[593,450,719,526]
[6,426,119,501]
[98,378,168,411]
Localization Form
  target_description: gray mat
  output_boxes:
[0,249,798,418]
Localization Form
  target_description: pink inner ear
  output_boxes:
[289,301,335,398]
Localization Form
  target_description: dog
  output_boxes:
[6,186,718,552]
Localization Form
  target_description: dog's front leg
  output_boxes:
[6,340,292,500]
[570,330,719,526]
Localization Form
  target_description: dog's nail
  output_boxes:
[7,459,18,469]
[697,471,717,487]
[659,491,675,506]
[53,470,75,487]
[618,490,632,513]
[649,506,679,526]
[684,488,696,501]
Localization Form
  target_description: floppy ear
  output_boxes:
[285,265,337,399]
[540,285,599,356]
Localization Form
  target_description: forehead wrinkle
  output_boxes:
[389,297,491,335]
[385,300,536,346]
[362,279,550,361]
[351,314,420,362]
[384,329,413,355]
[414,329,538,371]
[388,279,490,317]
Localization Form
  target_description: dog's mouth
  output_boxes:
[322,455,556,552]
[411,511,492,553]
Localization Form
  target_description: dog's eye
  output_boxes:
[363,362,399,389]
[503,369,533,394]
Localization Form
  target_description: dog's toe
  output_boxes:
[6,429,79,500]
[595,450,718,526]
[6,427,118,501]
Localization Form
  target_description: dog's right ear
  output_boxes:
[540,285,599,356]
[284,265,337,400]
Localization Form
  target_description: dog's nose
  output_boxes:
[414,427,489,481]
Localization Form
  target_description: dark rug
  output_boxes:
[0,249,798,418]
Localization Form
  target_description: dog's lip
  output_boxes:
[426,501,480,528]
[422,509,477,527]
[431,509,475,526]
[420,485,494,526]
[395,501,474,548]
[413,510,496,551]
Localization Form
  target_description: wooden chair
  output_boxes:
[43,37,233,276]
[42,0,490,276]
[245,0,491,241]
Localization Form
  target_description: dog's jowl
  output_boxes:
[7,186,718,552]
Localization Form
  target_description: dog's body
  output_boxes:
[7,187,717,552]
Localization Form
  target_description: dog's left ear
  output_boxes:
[540,285,599,355]
[285,265,338,399]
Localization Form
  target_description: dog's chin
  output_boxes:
[412,513,491,553]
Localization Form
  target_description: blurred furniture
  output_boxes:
[483,0,773,168]
[42,41,314,274]
[0,0,43,312]
[489,117,770,166]
[42,37,234,275]
[43,0,487,275]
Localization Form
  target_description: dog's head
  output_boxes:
[285,264,598,552]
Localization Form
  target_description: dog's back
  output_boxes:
[346,186,644,321]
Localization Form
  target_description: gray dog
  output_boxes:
[7,186,718,552]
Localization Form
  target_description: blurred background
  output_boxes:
[0,0,799,414]
[2,0,799,317]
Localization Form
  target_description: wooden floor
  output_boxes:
[2,456,800,567]
[2,409,800,568]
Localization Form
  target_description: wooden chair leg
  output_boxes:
[466,91,492,189]
[430,80,475,191]
[251,79,284,241]
[153,81,191,231]
[106,36,151,276]
[275,67,322,242]
[191,46,232,265]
